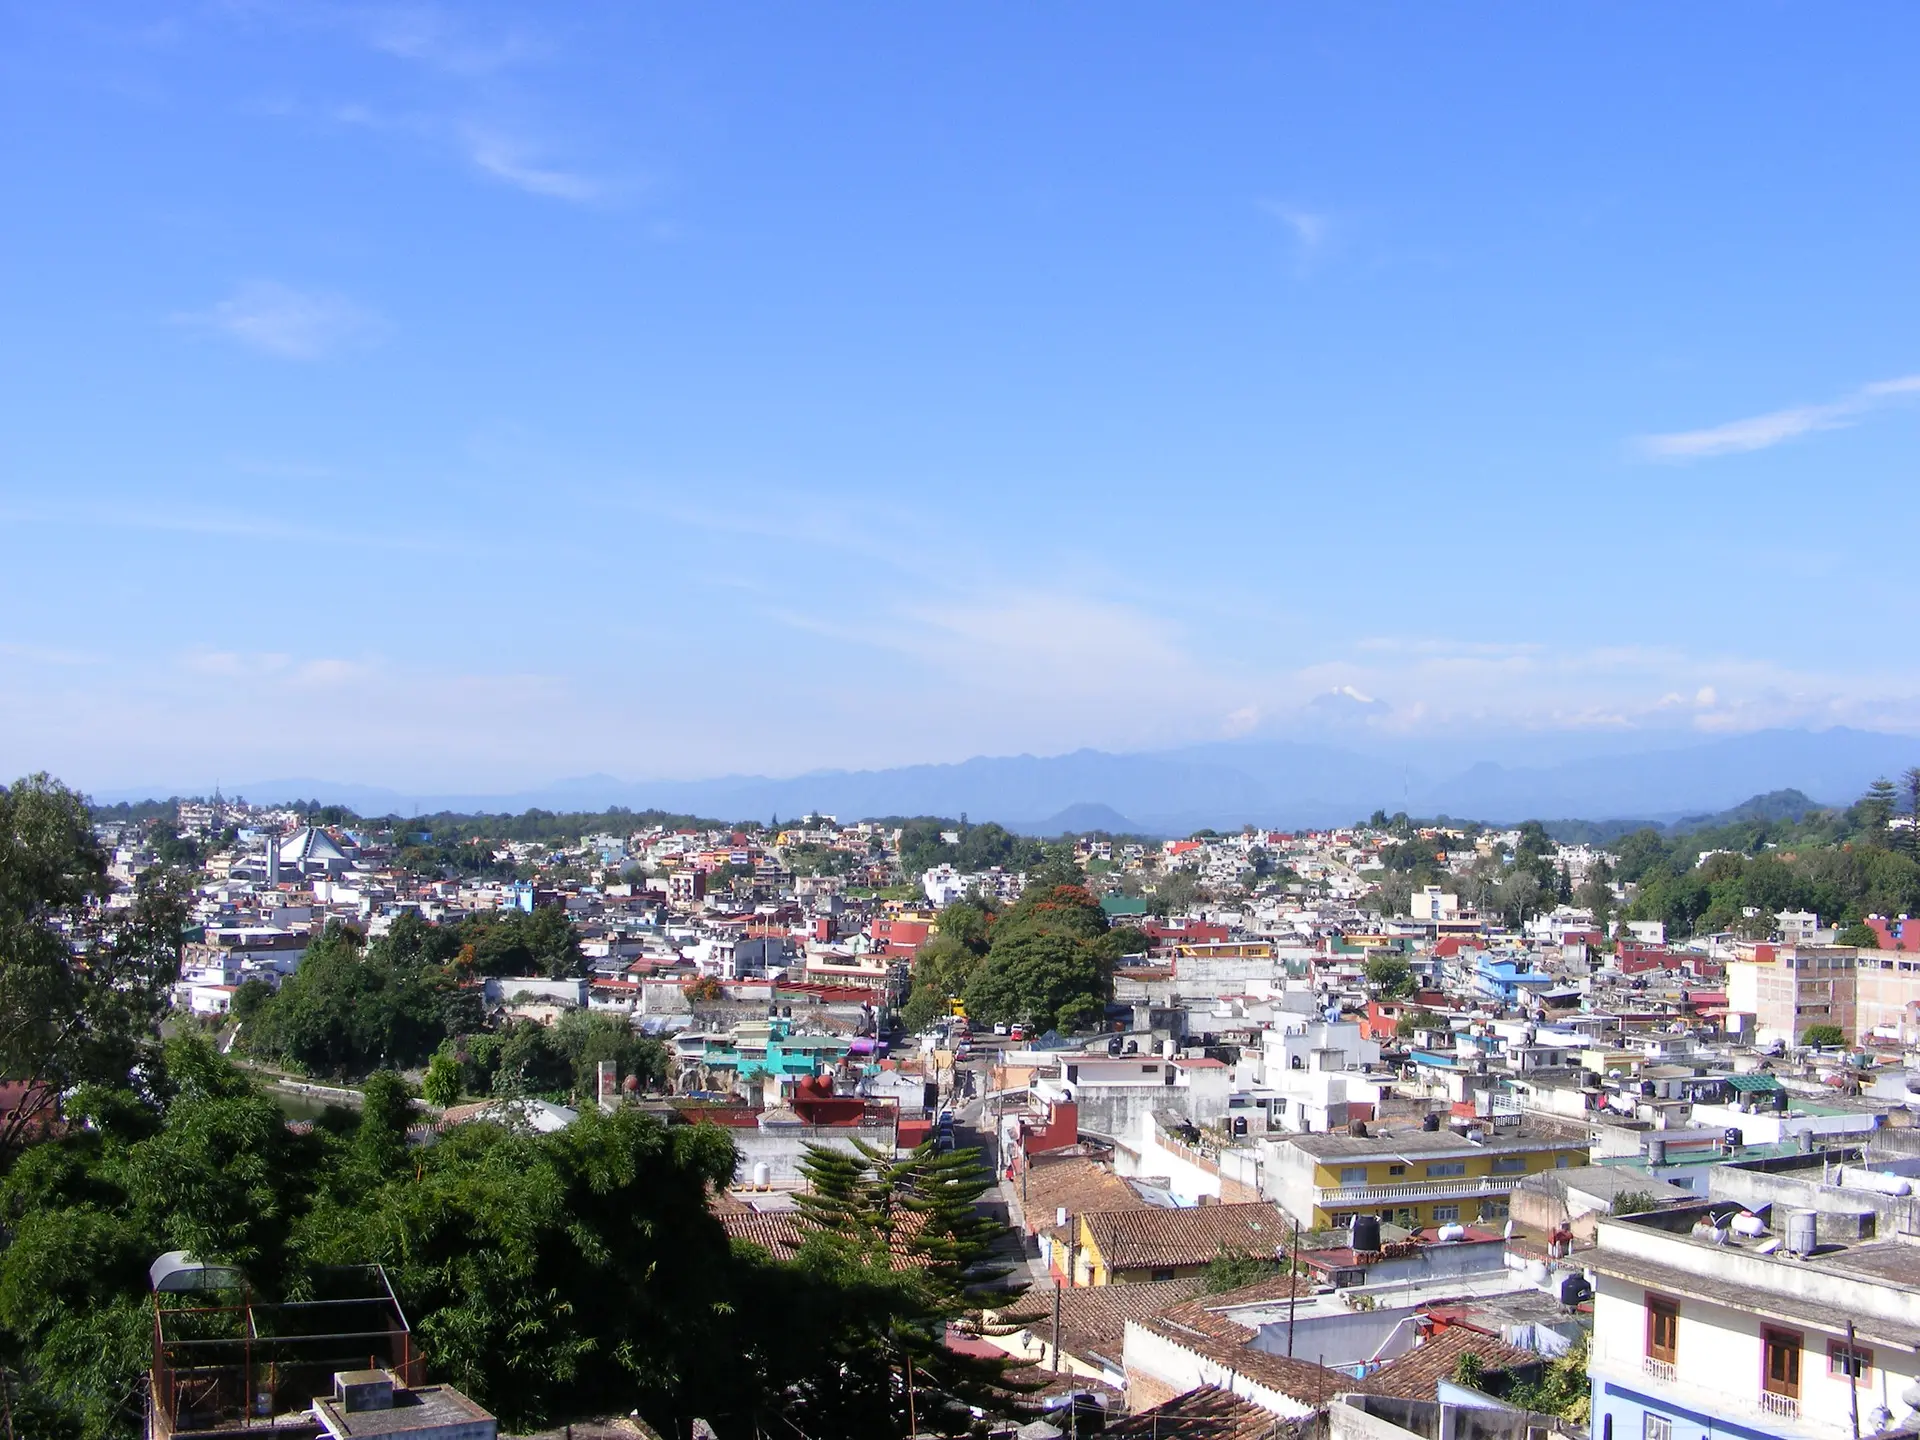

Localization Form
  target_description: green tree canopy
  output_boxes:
[962,883,1114,1032]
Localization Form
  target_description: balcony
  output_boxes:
[1595,1349,1827,1439]
[1319,1175,1523,1206]
[1760,1392,1800,1420]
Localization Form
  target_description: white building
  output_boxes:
[1588,1198,1920,1440]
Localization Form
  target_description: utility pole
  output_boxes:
[1847,1322,1861,1440]
[1052,1282,1067,1382]
[1285,1218,1300,1357]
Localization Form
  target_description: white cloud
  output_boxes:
[465,131,602,202]
[1640,372,1920,459]
[356,5,540,76]
[180,281,386,360]
[1260,201,1329,255]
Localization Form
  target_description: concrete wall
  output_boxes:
[1122,1322,1317,1421]
[726,1123,896,1185]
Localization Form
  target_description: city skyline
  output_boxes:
[5,4,1920,792]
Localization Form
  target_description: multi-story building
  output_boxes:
[1264,1119,1589,1230]
[1854,947,1920,1046]
[1726,944,1857,1047]
[1587,1199,1920,1440]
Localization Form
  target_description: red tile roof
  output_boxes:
[1085,1202,1289,1271]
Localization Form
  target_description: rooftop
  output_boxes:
[1084,1202,1290,1271]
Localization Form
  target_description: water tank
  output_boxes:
[1773,1088,1790,1113]
[1438,1223,1468,1243]
[1559,1273,1593,1307]
[1838,1167,1914,1197]
[752,1161,771,1189]
[1731,1213,1768,1237]
[1422,1112,1442,1132]
[1350,1214,1383,1252]
[1786,1209,1818,1255]
[1647,1137,1667,1166]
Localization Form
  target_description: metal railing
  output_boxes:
[1759,1391,1799,1420]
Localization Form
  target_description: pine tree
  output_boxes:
[1898,767,1920,856]
[1861,777,1898,843]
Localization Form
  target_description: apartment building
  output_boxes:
[1587,1200,1920,1440]
[1264,1119,1589,1230]
[1725,945,1857,1047]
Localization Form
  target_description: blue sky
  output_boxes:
[4,2,1919,794]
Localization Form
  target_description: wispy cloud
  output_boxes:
[354,5,542,76]
[464,130,602,202]
[1640,373,1920,459]
[178,281,386,360]
[1259,201,1330,259]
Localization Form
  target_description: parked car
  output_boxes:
[993,1022,1010,1035]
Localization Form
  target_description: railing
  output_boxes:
[1642,1356,1676,1384]
[1320,1175,1520,1205]
[1759,1391,1799,1420]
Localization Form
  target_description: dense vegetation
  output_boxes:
[235,906,620,1083]
[1613,777,1920,938]
[890,818,1046,880]
[900,870,1132,1034]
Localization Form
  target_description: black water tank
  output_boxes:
[1351,1215,1382,1252]
[1422,1112,1442,1131]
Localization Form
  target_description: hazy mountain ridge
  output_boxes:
[89,726,1920,832]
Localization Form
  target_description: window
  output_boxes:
[1557,1154,1572,1168]
[1492,1156,1528,1174]
[1426,1162,1467,1178]
[1643,1416,1671,1440]
[1150,1268,1175,1282]
[1388,1164,1406,1177]
[1432,1205,1460,1222]
[1645,1295,1678,1364]
[1339,1166,1369,1185]
[1764,1329,1802,1399]
[1830,1341,1872,1381]
[1141,1064,1161,1075]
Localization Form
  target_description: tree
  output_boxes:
[246,920,454,1078]
[0,774,188,1163]
[1901,767,1920,857]
[1839,920,1879,948]
[1152,869,1202,915]
[422,1049,463,1107]
[780,1140,1037,1437]
[1800,1023,1846,1049]
[553,1009,667,1099]
[1496,869,1543,927]
[1610,1190,1659,1216]
[1861,777,1899,844]
[1365,955,1414,999]
[1201,1246,1281,1293]
[962,884,1114,1032]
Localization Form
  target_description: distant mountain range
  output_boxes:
[92,725,1920,836]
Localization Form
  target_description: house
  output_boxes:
[1068,1202,1290,1286]
[1587,1198,1920,1440]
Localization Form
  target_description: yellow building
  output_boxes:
[1268,1121,1589,1231]
[1065,1202,1292,1286]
